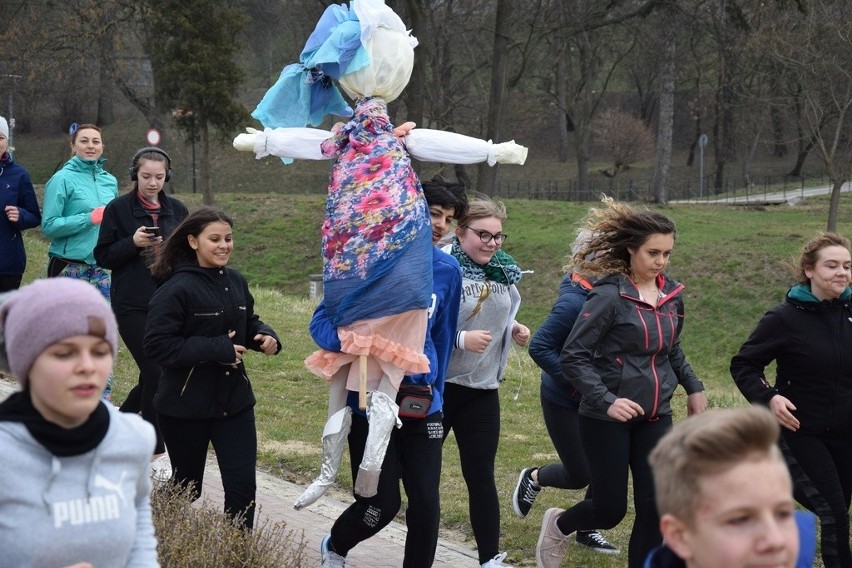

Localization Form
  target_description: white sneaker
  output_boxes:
[481,552,514,567]
[150,454,172,482]
[536,508,570,568]
[320,534,345,568]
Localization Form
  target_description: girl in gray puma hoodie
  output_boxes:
[0,278,159,567]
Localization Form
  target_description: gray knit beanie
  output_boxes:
[0,279,118,388]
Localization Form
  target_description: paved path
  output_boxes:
[0,378,479,567]
[671,181,851,205]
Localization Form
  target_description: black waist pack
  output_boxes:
[397,384,433,419]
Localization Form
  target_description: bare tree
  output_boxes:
[592,108,655,180]
[755,0,852,231]
[651,11,676,203]
[535,0,660,195]
[477,0,514,195]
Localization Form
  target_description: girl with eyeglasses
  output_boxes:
[441,196,530,568]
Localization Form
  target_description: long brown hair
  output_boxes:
[150,207,233,281]
[572,196,676,278]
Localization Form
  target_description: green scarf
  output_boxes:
[450,237,523,285]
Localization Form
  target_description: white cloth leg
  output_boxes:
[293,406,353,510]
[354,390,401,497]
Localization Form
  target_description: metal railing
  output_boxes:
[492,173,831,204]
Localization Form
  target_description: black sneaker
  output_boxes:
[575,530,619,554]
[512,467,541,518]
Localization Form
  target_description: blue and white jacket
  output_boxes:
[0,152,41,277]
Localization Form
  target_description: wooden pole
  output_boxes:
[359,354,368,410]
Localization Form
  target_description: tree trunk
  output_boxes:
[770,105,787,157]
[556,56,570,162]
[742,131,760,188]
[454,164,473,189]
[403,0,427,126]
[96,12,115,126]
[575,120,591,199]
[787,144,812,177]
[827,179,844,232]
[652,24,675,204]
[477,0,513,194]
[199,123,214,206]
[97,79,115,126]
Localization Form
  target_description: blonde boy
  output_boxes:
[645,406,813,568]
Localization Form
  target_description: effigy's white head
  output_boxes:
[339,26,414,103]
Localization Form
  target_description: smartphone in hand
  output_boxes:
[143,226,162,237]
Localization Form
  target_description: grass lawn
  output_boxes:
[19,191,850,567]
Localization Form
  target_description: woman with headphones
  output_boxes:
[95,147,188,461]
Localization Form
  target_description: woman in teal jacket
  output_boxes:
[42,123,118,286]
[41,123,118,398]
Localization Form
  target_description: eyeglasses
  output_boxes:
[464,226,508,245]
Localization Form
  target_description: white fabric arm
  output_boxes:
[404,129,528,166]
[232,127,332,161]
[260,127,333,161]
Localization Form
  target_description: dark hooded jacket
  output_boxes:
[560,272,704,421]
[144,264,280,419]
[529,273,592,409]
[731,284,852,434]
[0,152,41,277]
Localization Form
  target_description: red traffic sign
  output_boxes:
[146,129,161,146]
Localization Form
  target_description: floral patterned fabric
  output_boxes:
[320,97,432,328]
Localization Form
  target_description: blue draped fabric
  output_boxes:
[324,227,432,328]
[251,2,372,132]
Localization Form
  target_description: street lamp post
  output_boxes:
[698,133,708,199]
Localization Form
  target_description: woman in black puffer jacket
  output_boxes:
[145,207,281,530]
[731,232,852,568]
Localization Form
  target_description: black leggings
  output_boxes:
[556,415,671,568]
[441,382,501,564]
[158,408,257,530]
[116,309,164,454]
[782,430,852,568]
[537,389,591,491]
[330,411,444,568]
[0,275,22,293]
